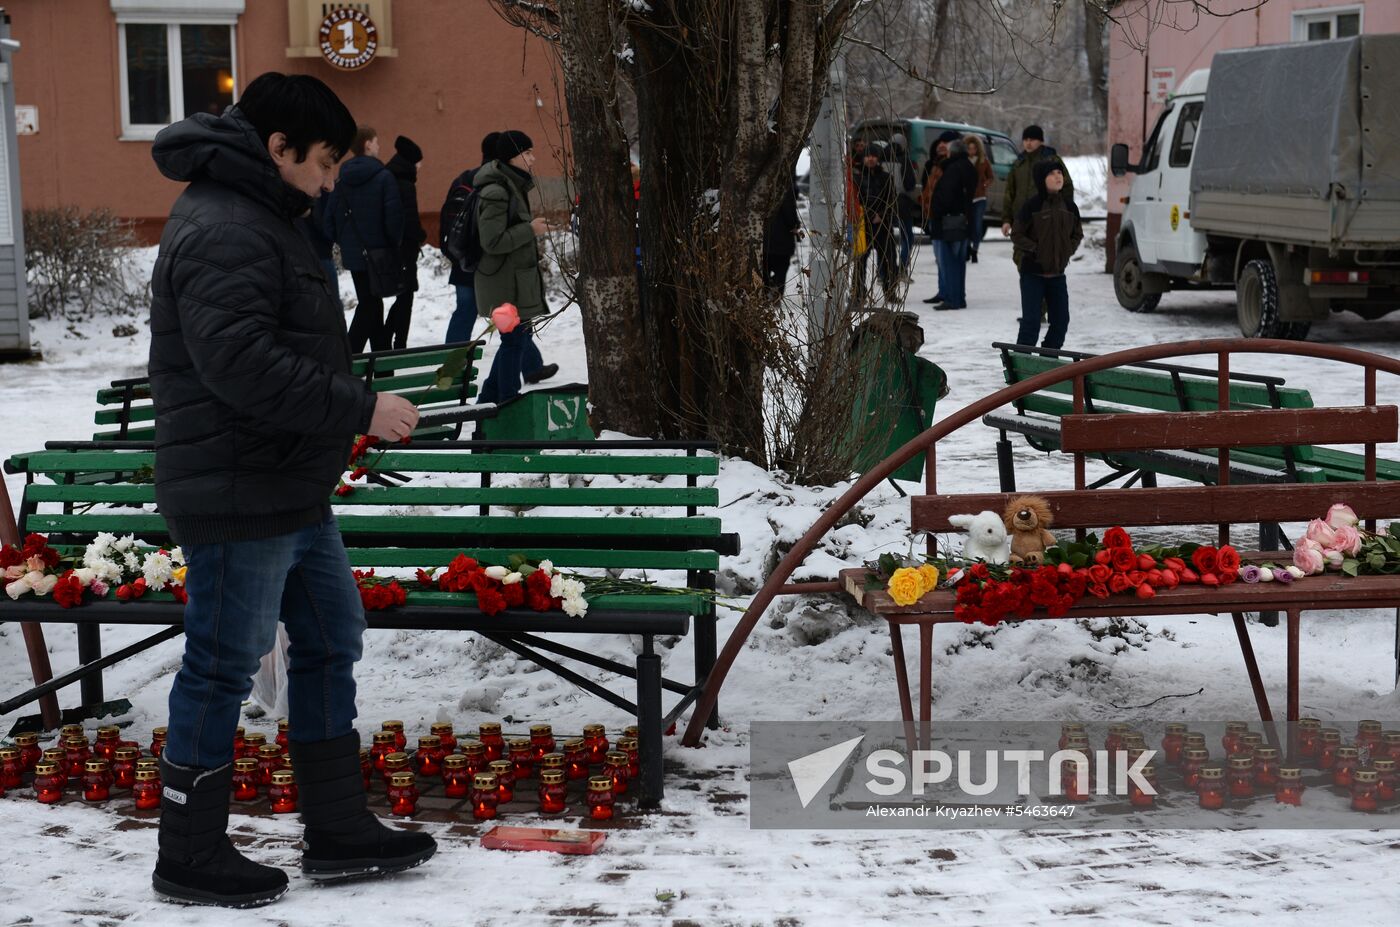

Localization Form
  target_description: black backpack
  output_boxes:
[439,176,484,274]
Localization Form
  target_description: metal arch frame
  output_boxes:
[681,338,1400,747]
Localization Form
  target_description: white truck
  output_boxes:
[1110,35,1400,338]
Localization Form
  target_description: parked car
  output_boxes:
[1110,36,1400,338]
[849,118,1020,233]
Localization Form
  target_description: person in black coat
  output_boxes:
[442,132,499,343]
[322,126,404,352]
[147,72,433,909]
[855,143,899,302]
[762,173,800,294]
[926,137,977,310]
[384,135,426,350]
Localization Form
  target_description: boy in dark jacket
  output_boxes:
[148,72,433,908]
[322,125,404,352]
[384,134,427,349]
[1011,161,1083,349]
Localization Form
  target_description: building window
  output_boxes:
[119,23,236,138]
[1292,6,1363,42]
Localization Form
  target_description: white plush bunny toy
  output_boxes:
[948,511,1010,564]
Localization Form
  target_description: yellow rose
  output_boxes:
[171,566,187,584]
[887,567,925,606]
[917,564,940,595]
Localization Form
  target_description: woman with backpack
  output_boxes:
[473,130,558,403]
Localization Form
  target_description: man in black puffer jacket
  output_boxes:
[384,134,427,349]
[926,136,978,310]
[148,72,432,909]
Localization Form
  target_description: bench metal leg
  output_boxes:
[919,623,935,753]
[1140,470,1157,488]
[1257,522,1281,627]
[695,611,719,730]
[1231,612,1278,750]
[995,434,1017,493]
[636,636,664,809]
[77,624,104,708]
[888,623,919,753]
[1287,609,1301,760]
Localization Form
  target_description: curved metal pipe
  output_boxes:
[681,338,1400,746]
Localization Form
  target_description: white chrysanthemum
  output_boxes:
[114,535,136,551]
[85,557,123,584]
[70,568,97,586]
[85,533,118,564]
[142,551,173,588]
[123,551,141,572]
[561,593,589,618]
[537,559,555,575]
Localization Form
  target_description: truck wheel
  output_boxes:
[1114,243,1161,313]
[1282,321,1312,341]
[1236,258,1286,338]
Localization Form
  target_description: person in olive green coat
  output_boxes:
[473,130,558,403]
[999,125,1073,245]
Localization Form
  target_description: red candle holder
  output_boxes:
[1296,718,1322,760]
[63,738,91,785]
[508,739,533,781]
[269,770,299,814]
[232,726,246,757]
[1382,731,1400,763]
[33,761,64,805]
[41,748,67,782]
[0,747,22,790]
[1057,722,1086,752]
[133,768,161,810]
[360,748,373,791]
[1227,755,1255,799]
[14,732,42,772]
[1128,765,1157,808]
[583,723,610,766]
[1373,758,1396,801]
[489,759,515,803]
[256,744,285,786]
[232,758,260,801]
[1221,721,1248,757]
[442,755,471,798]
[563,738,589,781]
[382,752,410,787]
[538,770,567,815]
[1196,766,1226,809]
[1160,724,1187,766]
[387,771,419,817]
[530,724,556,762]
[59,724,85,745]
[623,724,639,740]
[82,759,113,802]
[479,723,504,762]
[1333,746,1360,788]
[1059,759,1090,803]
[1181,748,1210,790]
[587,775,616,820]
[150,726,167,758]
[92,727,120,763]
[1253,746,1280,788]
[1318,729,1342,769]
[605,751,630,796]
[1237,732,1263,758]
[1180,733,1207,767]
[461,741,487,777]
[276,719,290,753]
[1104,723,1129,757]
[431,722,457,754]
[1275,767,1304,805]
[1351,768,1380,812]
[112,746,140,790]
[415,734,444,778]
[242,732,268,760]
[471,773,500,821]
[617,737,641,781]
[382,720,407,752]
[540,752,566,779]
[1356,720,1383,749]
[370,730,397,772]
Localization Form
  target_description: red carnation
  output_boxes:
[0,545,20,568]
[1191,547,1219,574]
[526,569,553,595]
[53,574,85,609]
[1103,527,1132,549]
[1110,547,1136,572]
[1030,579,1060,608]
[169,584,189,604]
[416,569,436,587]
[477,586,507,616]
[969,563,991,581]
[334,484,354,497]
[1217,546,1241,572]
[526,589,553,611]
[502,582,525,608]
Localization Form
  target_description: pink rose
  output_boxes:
[1304,519,1337,549]
[491,302,521,334]
[29,574,58,596]
[1323,548,1344,571]
[3,564,24,581]
[24,554,46,573]
[1293,538,1325,575]
[1326,503,1359,529]
[1331,524,1362,557]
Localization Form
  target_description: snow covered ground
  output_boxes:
[4,177,1400,923]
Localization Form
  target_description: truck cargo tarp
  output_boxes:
[1191,35,1400,203]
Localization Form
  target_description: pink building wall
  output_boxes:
[1104,0,1400,269]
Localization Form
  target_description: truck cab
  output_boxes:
[1110,69,1210,313]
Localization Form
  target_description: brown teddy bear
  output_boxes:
[1004,495,1056,567]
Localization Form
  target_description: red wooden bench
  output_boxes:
[681,340,1400,752]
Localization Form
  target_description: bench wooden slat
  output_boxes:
[351,345,482,375]
[346,547,720,571]
[92,381,479,425]
[912,481,1400,531]
[27,513,725,538]
[1060,406,1398,454]
[25,484,720,508]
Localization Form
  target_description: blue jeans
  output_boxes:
[320,258,343,312]
[1016,273,1070,349]
[478,322,544,404]
[897,215,914,270]
[969,200,988,256]
[933,237,968,308]
[446,285,479,344]
[164,515,366,769]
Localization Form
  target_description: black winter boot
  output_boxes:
[153,759,289,907]
[290,733,436,881]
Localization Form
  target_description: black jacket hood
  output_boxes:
[338,155,388,188]
[152,106,311,218]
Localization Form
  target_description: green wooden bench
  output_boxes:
[92,341,486,444]
[1,439,738,808]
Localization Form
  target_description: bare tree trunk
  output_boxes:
[919,0,952,117]
[1083,0,1109,129]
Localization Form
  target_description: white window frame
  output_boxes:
[1291,5,1364,43]
[115,9,240,141]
